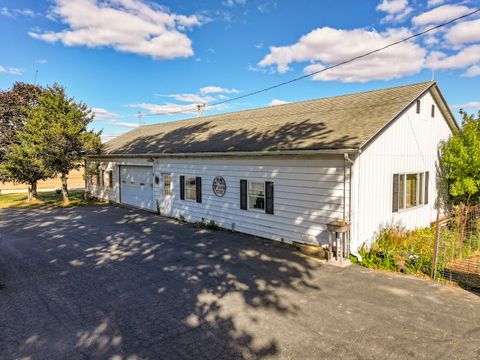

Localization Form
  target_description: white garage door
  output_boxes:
[120,166,154,210]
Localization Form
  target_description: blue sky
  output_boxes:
[1,0,479,141]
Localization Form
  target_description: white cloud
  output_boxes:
[428,0,445,7]
[451,101,480,109]
[412,5,472,27]
[426,45,480,74]
[268,99,288,106]
[156,93,215,103]
[258,27,425,82]
[444,19,480,45]
[36,59,48,64]
[108,120,139,128]
[29,0,203,60]
[376,0,413,23]
[463,64,480,78]
[129,102,199,115]
[0,7,13,17]
[92,107,120,120]
[199,86,240,94]
[223,0,247,7]
[16,8,35,17]
[0,65,23,75]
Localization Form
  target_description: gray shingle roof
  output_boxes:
[102,81,447,156]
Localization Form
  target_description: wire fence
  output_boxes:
[433,204,480,292]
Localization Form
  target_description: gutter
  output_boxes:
[344,152,363,262]
[86,148,360,159]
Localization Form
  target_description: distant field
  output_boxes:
[0,168,85,192]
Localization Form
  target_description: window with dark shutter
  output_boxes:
[240,180,247,210]
[424,171,429,204]
[392,174,399,213]
[416,100,421,114]
[265,181,274,215]
[196,177,202,203]
[180,175,185,200]
[431,104,435,118]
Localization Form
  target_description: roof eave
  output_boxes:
[86,148,360,159]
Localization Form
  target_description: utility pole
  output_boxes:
[137,112,143,126]
[196,104,206,117]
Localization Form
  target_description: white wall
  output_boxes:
[87,155,350,246]
[351,90,453,250]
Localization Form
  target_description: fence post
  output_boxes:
[432,211,441,280]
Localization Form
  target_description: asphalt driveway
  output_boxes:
[0,205,479,360]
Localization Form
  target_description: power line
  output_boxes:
[141,8,480,119]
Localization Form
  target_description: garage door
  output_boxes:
[120,166,154,210]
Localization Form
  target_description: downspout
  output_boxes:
[344,153,362,262]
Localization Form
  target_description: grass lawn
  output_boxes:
[0,191,101,209]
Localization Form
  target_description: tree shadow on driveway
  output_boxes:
[0,205,320,359]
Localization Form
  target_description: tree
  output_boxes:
[439,110,480,206]
[26,84,102,202]
[0,128,53,201]
[0,82,43,171]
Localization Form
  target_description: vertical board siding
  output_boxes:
[351,90,453,250]
[87,156,349,245]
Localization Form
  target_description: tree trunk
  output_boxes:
[28,181,38,201]
[61,172,70,203]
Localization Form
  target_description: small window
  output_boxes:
[185,177,196,201]
[164,175,172,196]
[248,181,265,210]
[416,100,421,114]
[393,172,428,212]
[431,104,435,118]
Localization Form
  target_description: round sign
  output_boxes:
[212,176,227,197]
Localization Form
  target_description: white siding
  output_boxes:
[87,155,350,246]
[351,90,453,250]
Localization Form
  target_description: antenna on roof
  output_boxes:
[431,68,435,81]
[196,104,206,117]
[137,112,143,126]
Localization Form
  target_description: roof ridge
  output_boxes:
[138,81,435,130]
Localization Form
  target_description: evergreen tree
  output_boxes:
[26,84,102,202]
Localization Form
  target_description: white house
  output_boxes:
[85,81,457,252]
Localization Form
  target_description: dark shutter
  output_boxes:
[240,180,247,210]
[196,177,202,203]
[416,100,421,114]
[265,181,274,215]
[424,172,429,205]
[392,174,399,213]
[180,176,185,200]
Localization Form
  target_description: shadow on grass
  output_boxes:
[0,190,101,209]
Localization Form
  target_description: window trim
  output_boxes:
[184,176,197,202]
[395,171,428,212]
[247,180,266,213]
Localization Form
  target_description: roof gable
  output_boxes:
[102,81,444,156]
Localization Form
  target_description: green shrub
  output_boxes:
[359,225,436,275]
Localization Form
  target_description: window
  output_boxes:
[431,104,435,118]
[164,175,172,196]
[240,180,274,214]
[416,100,421,114]
[248,181,265,210]
[405,173,418,208]
[393,172,429,212]
[185,177,196,201]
